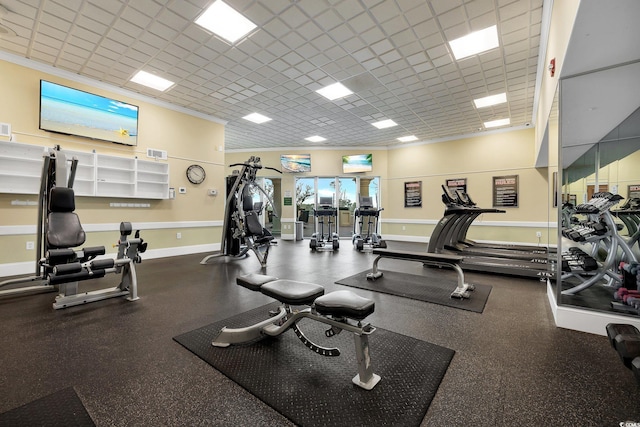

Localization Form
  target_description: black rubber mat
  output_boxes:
[174,303,454,427]
[336,269,491,313]
[0,387,95,427]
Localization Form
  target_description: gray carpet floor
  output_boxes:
[0,239,639,426]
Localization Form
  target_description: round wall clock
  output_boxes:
[186,164,206,184]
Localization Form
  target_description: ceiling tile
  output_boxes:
[2,0,544,149]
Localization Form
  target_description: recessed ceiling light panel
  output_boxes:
[372,119,398,129]
[449,25,499,60]
[305,135,326,142]
[242,113,272,124]
[473,93,507,109]
[397,135,418,142]
[195,0,257,44]
[484,118,510,128]
[316,82,353,100]
[130,70,175,91]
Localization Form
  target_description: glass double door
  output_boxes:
[295,176,380,239]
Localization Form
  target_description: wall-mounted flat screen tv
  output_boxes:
[342,153,372,173]
[280,154,311,172]
[39,80,139,146]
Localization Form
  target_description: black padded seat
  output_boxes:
[236,273,278,291]
[260,279,324,305]
[47,187,86,249]
[315,290,375,320]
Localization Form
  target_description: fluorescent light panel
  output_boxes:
[130,70,174,91]
[316,82,353,100]
[195,0,257,44]
[449,25,499,60]
[305,136,326,142]
[242,113,271,124]
[397,135,418,142]
[484,118,510,128]
[474,93,507,109]
[372,119,398,129]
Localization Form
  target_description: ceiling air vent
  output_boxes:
[146,148,167,160]
[0,122,10,137]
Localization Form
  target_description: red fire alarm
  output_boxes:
[548,58,556,77]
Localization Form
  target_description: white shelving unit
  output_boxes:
[136,159,170,199]
[96,154,136,198]
[0,140,170,199]
[0,140,46,194]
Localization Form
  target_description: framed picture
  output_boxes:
[493,175,518,208]
[404,181,422,207]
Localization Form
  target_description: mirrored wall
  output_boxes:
[558,60,640,316]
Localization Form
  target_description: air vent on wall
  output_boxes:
[146,148,167,160]
[0,122,10,137]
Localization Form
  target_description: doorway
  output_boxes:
[295,176,381,240]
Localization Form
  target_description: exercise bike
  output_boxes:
[352,196,386,251]
[201,156,281,267]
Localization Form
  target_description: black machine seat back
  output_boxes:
[240,184,270,238]
[47,187,86,249]
[242,185,255,212]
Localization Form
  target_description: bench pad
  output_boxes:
[236,273,279,291]
[315,290,375,320]
[260,279,325,305]
[372,248,463,264]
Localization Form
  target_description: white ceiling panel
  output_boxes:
[0,0,545,150]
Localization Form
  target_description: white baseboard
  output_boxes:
[547,282,640,335]
[0,243,220,278]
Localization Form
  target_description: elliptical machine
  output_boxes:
[352,196,386,251]
[310,196,339,251]
[200,156,281,267]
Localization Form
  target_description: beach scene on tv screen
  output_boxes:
[280,154,311,172]
[40,81,138,146]
[343,154,372,173]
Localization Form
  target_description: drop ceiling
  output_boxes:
[0,0,545,151]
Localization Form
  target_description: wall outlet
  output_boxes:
[26,241,34,250]
[402,225,406,230]
[536,231,542,238]
[176,232,182,239]
[178,187,186,194]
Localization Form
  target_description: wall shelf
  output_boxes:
[0,140,170,199]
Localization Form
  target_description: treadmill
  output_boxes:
[454,190,554,255]
[427,186,552,279]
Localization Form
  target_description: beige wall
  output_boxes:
[0,59,226,272]
[534,0,581,164]
[386,128,554,244]
[228,128,555,245]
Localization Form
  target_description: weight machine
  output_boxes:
[200,156,281,268]
[0,147,147,309]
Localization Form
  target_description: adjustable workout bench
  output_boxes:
[212,273,381,390]
[366,248,474,299]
